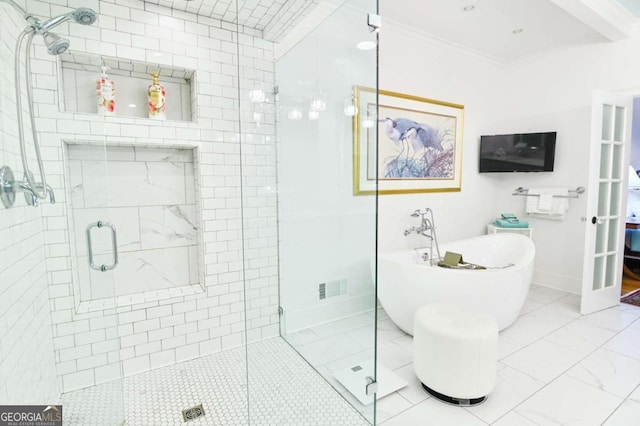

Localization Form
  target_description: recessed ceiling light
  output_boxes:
[128,104,137,108]
[357,41,376,50]
[463,5,475,12]
[512,28,524,34]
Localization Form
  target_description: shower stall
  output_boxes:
[0,0,380,424]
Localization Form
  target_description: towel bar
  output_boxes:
[512,187,584,199]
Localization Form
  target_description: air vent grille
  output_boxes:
[318,279,347,301]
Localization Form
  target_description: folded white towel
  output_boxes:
[538,193,553,211]
[526,188,570,220]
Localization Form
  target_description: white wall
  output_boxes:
[493,29,640,293]
[0,0,60,404]
[378,19,640,295]
[377,25,509,253]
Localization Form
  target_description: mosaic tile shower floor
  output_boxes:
[61,338,368,425]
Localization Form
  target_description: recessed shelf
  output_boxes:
[59,52,197,122]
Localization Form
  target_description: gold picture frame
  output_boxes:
[353,86,465,195]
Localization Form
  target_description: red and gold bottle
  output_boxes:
[96,66,115,115]
[148,72,166,120]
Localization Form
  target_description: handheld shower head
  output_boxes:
[72,7,98,25]
[39,7,98,32]
[43,32,70,55]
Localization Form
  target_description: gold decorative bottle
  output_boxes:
[148,72,166,120]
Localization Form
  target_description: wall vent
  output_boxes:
[318,283,326,300]
[318,279,347,301]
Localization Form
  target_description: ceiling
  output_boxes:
[380,0,637,63]
[142,0,319,41]
[144,0,638,62]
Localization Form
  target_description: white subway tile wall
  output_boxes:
[0,0,60,404]
[17,0,280,393]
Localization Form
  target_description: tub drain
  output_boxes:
[182,404,205,422]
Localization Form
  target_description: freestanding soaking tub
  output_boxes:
[377,233,535,334]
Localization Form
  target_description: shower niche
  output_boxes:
[65,143,203,312]
[59,52,196,122]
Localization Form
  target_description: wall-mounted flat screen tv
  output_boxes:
[479,132,556,173]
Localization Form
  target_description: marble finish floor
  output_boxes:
[61,338,367,425]
[287,284,640,425]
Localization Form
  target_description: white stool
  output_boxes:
[413,303,498,406]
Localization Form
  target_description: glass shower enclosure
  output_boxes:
[239,0,380,423]
[238,0,377,424]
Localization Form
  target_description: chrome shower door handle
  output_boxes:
[86,221,118,272]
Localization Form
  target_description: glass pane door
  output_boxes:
[592,104,626,291]
[581,92,632,314]
[237,0,379,424]
[54,14,125,426]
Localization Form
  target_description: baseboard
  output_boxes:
[532,269,581,294]
[283,294,375,333]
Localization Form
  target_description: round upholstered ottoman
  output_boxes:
[413,303,498,406]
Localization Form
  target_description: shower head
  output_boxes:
[72,8,98,25]
[39,7,98,32]
[411,210,421,217]
[42,32,70,55]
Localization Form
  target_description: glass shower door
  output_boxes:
[62,141,125,426]
[237,0,379,423]
[57,23,125,426]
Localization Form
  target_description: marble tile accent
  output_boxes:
[381,398,487,426]
[502,339,585,383]
[492,411,543,426]
[465,363,545,424]
[500,308,573,348]
[544,319,617,354]
[391,364,429,405]
[604,386,640,425]
[580,306,640,332]
[566,348,640,398]
[514,375,622,425]
[280,290,640,426]
[603,326,640,360]
[87,161,187,208]
[139,205,197,249]
[377,341,413,371]
[67,144,200,300]
[373,393,414,423]
[79,247,191,299]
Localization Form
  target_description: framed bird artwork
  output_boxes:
[353,86,464,195]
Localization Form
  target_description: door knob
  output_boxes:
[591,216,604,225]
